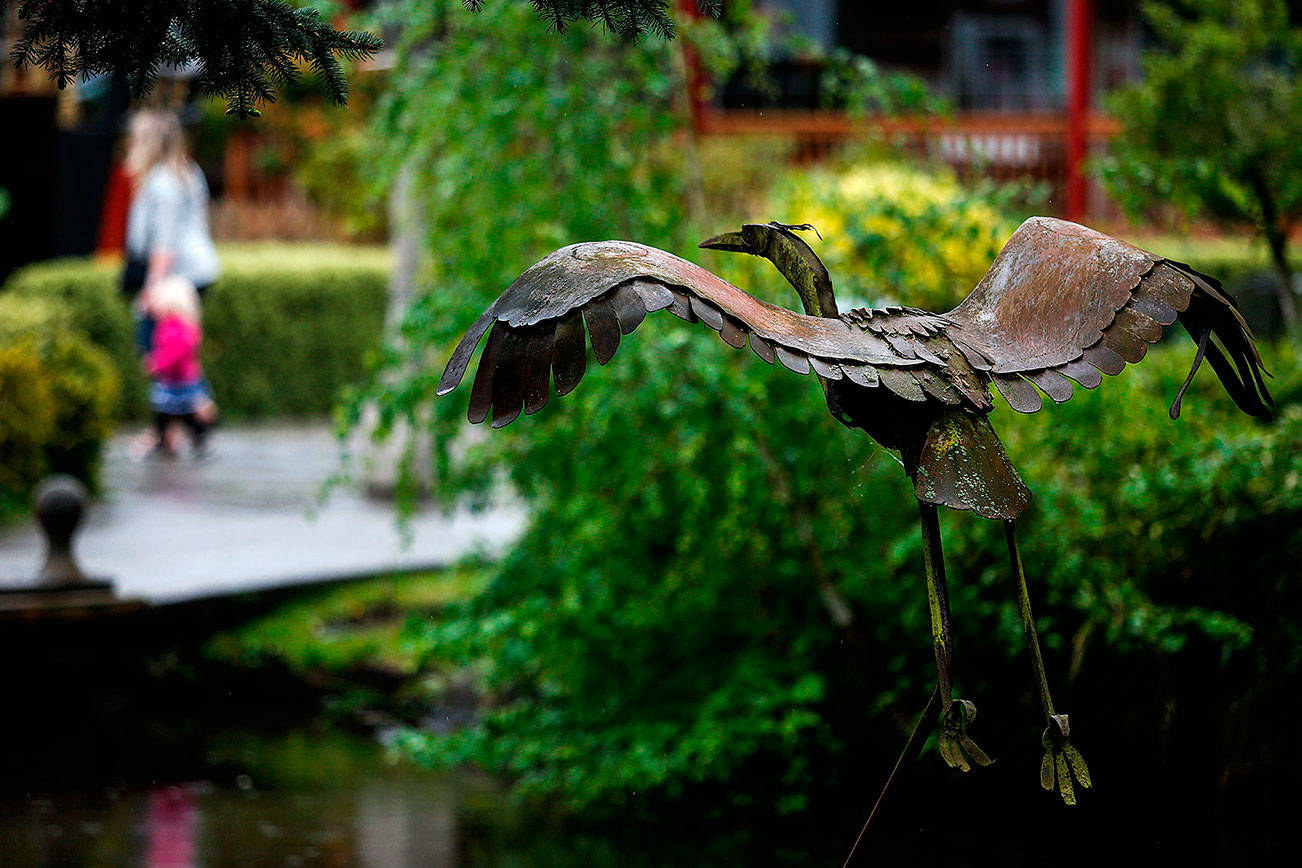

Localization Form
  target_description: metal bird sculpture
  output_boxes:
[435,217,1272,814]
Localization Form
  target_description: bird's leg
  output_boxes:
[919,501,991,772]
[1004,519,1091,804]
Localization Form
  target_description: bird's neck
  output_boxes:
[764,232,839,319]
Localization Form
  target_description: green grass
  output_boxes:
[207,565,489,679]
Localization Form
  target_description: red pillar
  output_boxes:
[95,160,132,257]
[1065,0,1093,223]
[677,0,709,135]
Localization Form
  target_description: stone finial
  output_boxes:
[34,474,89,586]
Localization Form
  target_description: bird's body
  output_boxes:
[436,216,1271,817]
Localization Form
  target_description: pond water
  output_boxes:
[2,606,1295,866]
[0,728,467,867]
[0,607,519,868]
[0,610,801,868]
[0,720,816,867]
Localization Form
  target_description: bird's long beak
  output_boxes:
[699,231,753,254]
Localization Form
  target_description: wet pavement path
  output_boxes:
[0,425,524,603]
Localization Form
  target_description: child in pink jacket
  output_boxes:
[145,275,215,457]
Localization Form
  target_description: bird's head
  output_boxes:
[700,221,839,318]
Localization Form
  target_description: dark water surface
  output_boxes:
[0,729,465,867]
[0,606,801,867]
[2,604,1297,866]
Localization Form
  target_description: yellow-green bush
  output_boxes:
[0,297,119,520]
[1,244,391,419]
[761,159,1019,312]
[0,341,57,516]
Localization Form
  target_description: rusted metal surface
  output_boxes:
[946,218,1272,421]
[437,216,1273,821]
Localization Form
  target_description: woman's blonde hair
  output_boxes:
[149,274,201,324]
[124,109,189,178]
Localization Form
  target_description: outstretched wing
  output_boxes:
[436,241,926,427]
[946,217,1272,419]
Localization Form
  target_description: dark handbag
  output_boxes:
[122,256,148,297]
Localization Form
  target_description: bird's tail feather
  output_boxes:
[912,410,1032,521]
[1167,262,1273,421]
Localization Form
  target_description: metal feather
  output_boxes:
[1057,359,1102,390]
[611,284,648,335]
[841,363,879,388]
[690,296,725,331]
[490,327,527,429]
[1082,344,1125,376]
[991,374,1043,413]
[584,297,622,365]
[749,333,777,364]
[521,324,556,415]
[552,311,587,397]
[719,316,747,349]
[1024,369,1074,404]
[879,367,926,402]
[467,323,507,424]
[809,357,843,380]
[775,346,811,374]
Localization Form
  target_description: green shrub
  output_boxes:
[39,335,120,481]
[0,244,390,419]
[0,340,57,518]
[0,258,142,406]
[0,296,119,520]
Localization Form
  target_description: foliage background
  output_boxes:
[323,0,1302,845]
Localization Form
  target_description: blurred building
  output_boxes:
[713,0,1135,219]
[731,0,1140,110]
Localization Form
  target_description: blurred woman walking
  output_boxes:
[121,108,220,456]
[121,108,220,354]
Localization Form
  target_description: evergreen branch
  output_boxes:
[1,1,718,118]
[471,1,720,40]
[1,0,381,119]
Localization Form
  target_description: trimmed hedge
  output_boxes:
[1,243,391,419]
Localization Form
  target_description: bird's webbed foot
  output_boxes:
[937,699,993,772]
[1040,713,1091,805]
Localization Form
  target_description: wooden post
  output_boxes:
[1065,0,1093,223]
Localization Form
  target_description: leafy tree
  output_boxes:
[1100,0,1302,330]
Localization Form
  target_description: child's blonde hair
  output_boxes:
[149,274,201,324]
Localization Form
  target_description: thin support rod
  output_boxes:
[919,502,954,707]
[1005,519,1057,720]
[841,688,941,868]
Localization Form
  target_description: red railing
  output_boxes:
[697,110,1121,220]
